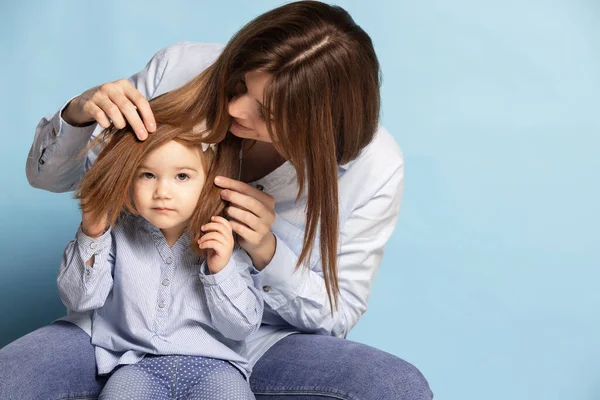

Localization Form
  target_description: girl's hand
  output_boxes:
[199,216,235,274]
[62,79,156,140]
[81,210,109,239]
[215,176,276,270]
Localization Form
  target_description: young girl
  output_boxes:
[57,113,261,399]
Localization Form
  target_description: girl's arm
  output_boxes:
[57,225,115,313]
[199,249,264,341]
[197,216,264,341]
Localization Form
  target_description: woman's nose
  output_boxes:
[228,94,253,121]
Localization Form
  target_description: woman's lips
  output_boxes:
[232,119,253,131]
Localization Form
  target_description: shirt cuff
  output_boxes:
[250,234,306,310]
[198,257,239,286]
[76,224,112,262]
[54,96,98,157]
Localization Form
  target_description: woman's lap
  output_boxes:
[251,333,432,400]
[0,321,106,400]
[0,321,432,400]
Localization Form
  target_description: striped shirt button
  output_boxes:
[158,300,167,308]
[161,279,170,286]
[90,242,97,250]
[165,257,173,264]
[262,285,272,292]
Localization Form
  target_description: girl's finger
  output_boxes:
[198,239,223,250]
[198,232,227,246]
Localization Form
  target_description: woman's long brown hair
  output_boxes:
[81,1,380,311]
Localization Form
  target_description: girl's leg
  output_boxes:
[250,334,433,400]
[0,321,106,400]
[181,357,254,400]
[98,356,170,400]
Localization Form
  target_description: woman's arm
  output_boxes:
[26,48,167,193]
[26,42,224,193]
[57,225,115,313]
[252,164,404,338]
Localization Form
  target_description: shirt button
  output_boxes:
[161,279,170,286]
[256,184,264,191]
[262,285,272,292]
[85,269,91,275]
[165,257,173,264]
[158,301,167,308]
[90,242,97,250]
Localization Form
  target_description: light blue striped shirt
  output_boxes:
[28,42,405,372]
[57,213,263,377]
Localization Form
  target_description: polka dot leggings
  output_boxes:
[98,355,255,400]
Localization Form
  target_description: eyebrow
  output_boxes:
[138,165,199,172]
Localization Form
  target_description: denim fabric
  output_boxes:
[0,322,433,400]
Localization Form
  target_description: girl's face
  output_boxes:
[133,140,205,240]
[228,70,274,142]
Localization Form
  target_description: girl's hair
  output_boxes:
[76,94,242,255]
[83,1,381,310]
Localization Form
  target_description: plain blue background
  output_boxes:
[1,1,599,399]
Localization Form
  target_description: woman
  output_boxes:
[3,1,433,399]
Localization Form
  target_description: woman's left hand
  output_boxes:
[215,176,276,270]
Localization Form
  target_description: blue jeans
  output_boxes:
[0,321,433,400]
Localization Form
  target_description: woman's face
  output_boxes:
[228,71,273,142]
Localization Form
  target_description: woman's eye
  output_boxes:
[257,103,266,121]
[234,80,247,94]
[142,172,154,179]
[176,173,189,181]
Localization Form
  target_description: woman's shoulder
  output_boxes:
[151,41,225,97]
[342,125,404,180]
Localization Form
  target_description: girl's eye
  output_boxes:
[176,173,189,181]
[142,172,155,179]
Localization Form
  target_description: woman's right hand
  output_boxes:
[81,209,109,239]
[62,79,156,140]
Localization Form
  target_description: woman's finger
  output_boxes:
[121,81,156,133]
[82,102,111,129]
[225,206,262,232]
[95,96,127,129]
[214,176,274,208]
[108,91,147,140]
[221,190,268,218]
[229,220,263,245]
